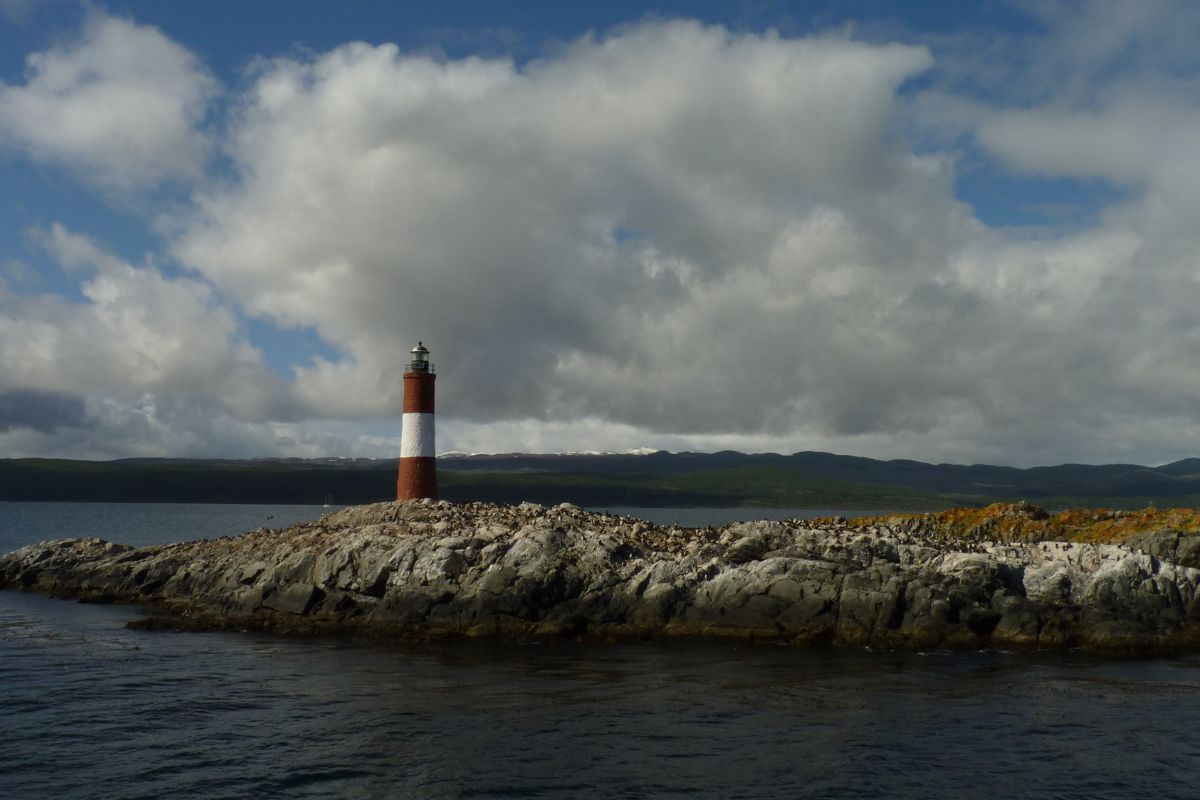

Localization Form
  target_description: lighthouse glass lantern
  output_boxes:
[409,342,430,373]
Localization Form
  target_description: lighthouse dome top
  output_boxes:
[407,341,431,373]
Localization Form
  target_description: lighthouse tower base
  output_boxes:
[397,457,438,500]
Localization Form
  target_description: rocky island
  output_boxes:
[4,500,1200,655]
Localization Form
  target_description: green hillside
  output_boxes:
[2,452,1199,508]
[439,464,966,509]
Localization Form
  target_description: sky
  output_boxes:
[1,0,1199,466]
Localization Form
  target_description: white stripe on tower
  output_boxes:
[399,413,435,458]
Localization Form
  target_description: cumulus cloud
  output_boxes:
[913,1,1200,464]
[0,224,284,413]
[0,12,217,189]
[174,23,953,434]
[166,14,1200,466]
[0,223,299,456]
[7,9,1200,465]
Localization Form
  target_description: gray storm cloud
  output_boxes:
[0,389,90,433]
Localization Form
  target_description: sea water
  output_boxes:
[2,502,1199,799]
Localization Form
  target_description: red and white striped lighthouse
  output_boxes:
[397,341,438,501]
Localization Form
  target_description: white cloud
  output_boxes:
[976,96,1200,187]
[0,223,300,455]
[174,22,945,433]
[8,11,1200,466]
[0,12,217,189]
[167,16,1200,466]
[1,224,280,410]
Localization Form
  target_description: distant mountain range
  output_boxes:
[3,450,1200,508]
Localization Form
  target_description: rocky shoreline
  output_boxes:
[4,500,1200,654]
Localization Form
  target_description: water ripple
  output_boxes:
[4,593,1200,798]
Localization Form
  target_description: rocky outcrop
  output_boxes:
[4,500,1200,654]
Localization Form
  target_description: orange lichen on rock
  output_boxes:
[845,502,1200,545]
[1056,506,1200,544]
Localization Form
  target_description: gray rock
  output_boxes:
[3,501,1200,654]
[260,584,324,615]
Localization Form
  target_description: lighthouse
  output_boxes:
[397,341,438,501]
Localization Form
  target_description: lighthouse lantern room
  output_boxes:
[408,342,430,372]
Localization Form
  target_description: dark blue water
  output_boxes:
[3,502,1200,799]
[0,501,342,554]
